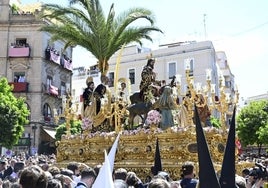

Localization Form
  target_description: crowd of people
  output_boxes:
[0,152,268,188]
[0,153,196,188]
[1,58,266,188]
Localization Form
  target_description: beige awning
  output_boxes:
[43,128,56,140]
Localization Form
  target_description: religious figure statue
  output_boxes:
[153,86,177,130]
[118,82,127,102]
[139,58,159,102]
[84,83,107,120]
[176,103,188,127]
[82,76,95,110]
[194,93,212,126]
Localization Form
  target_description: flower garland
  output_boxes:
[145,110,161,125]
[81,118,93,131]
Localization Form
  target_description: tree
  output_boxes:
[0,78,30,148]
[40,0,163,82]
[210,116,221,128]
[237,100,268,155]
[55,120,82,140]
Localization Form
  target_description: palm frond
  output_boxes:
[40,0,163,75]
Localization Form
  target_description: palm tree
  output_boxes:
[40,0,163,82]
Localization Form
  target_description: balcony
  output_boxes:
[45,47,60,64]
[62,56,73,71]
[9,82,29,92]
[8,47,30,57]
[48,85,59,96]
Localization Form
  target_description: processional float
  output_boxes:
[55,58,251,180]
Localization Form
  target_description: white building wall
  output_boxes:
[108,41,219,96]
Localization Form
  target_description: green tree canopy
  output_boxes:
[40,0,163,81]
[237,100,268,154]
[55,120,82,140]
[210,116,221,128]
[0,77,30,148]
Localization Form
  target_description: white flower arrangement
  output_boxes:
[145,110,161,125]
[81,118,93,131]
[67,124,223,139]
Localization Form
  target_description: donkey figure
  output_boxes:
[127,102,153,130]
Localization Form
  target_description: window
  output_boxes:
[14,72,25,82]
[184,58,194,76]
[108,72,114,87]
[15,38,28,47]
[189,58,194,76]
[168,62,176,79]
[129,68,135,84]
[60,82,66,96]
[43,103,52,122]
[46,76,53,93]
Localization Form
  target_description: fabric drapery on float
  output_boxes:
[92,133,120,188]
[153,138,162,175]
[194,105,221,188]
[194,105,237,188]
[220,107,237,188]
[92,150,114,188]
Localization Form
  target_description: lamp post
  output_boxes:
[32,124,37,148]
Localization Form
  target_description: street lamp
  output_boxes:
[32,124,37,148]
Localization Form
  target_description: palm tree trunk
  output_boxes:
[99,61,109,84]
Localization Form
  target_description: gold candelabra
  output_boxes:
[209,76,239,130]
[54,94,78,136]
[176,61,239,129]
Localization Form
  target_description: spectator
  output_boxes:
[114,168,128,188]
[48,166,61,177]
[93,164,102,177]
[3,158,17,179]
[19,165,48,188]
[75,167,96,188]
[10,162,24,180]
[0,160,7,180]
[148,178,170,188]
[170,181,181,188]
[47,178,63,188]
[67,162,81,185]
[126,171,144,188]
[114,168,128,181]
[157,171,172,182]
[179,162,198,188]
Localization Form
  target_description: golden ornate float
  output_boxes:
[56,126,229,179]
[55,62,252,180]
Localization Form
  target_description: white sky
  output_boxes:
[21,0,268,99]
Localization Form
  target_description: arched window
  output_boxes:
[43,103,52,122]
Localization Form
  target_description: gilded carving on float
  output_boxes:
[55,56,249,179]
[56,126,229,178]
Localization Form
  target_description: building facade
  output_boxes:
[108,41,220,96]
[73,41,236,126]
[216,51,236,98]
[0,0,73,155]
